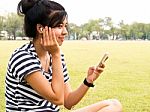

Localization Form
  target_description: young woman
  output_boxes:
[5,0,122,111]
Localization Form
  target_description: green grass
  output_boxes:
[0,40,150,112]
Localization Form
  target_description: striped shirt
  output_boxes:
[5,42,69,112]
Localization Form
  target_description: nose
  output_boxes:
[62,27,68,36]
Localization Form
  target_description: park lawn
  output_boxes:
[0,40,150,112]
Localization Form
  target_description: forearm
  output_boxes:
[51,53,64,102]
[64,83,89,109]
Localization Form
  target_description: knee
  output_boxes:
[109,99,123,112]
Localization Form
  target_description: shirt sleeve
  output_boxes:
[60,53,70,83]
[9,50,41,82]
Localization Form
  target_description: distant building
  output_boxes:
[0,30,8,39]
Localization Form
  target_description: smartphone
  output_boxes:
[98,52,109,67]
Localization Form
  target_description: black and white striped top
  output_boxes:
[5,42,69,112]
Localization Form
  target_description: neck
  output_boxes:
[32,37,50,72]
[32,37,48,57]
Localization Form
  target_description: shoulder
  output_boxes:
[10,42,36,61]
[8,42,39,71]
[7,43,41,81]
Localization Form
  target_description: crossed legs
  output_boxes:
[73,99,122,112]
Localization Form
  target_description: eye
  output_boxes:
[56,23,68,29]
[57,24,63,28]
[65,24,68,28]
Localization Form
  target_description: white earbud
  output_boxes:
[40,28,43,32]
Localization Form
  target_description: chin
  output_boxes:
[58,42,63,46]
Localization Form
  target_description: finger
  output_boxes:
[93,70,100,77]
[101,63,105,68]
[44,26,49,45]
[51,28,56,42]
[98,63,105,68]
[96,67,104,71]
[93,71,99,75]
[93,70,103,76]
[48,27,52,42]
[89,66,95,70]
[94,67,104,74]
[42,28,46,45]
[42,27,47,45]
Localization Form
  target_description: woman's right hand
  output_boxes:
[40,26,60,55]
[86,63,105,83]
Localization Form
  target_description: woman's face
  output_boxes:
[53,17,68,46]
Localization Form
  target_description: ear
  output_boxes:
[37,24,44,34]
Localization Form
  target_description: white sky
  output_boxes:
[0,0,150,25]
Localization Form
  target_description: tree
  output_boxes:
[5,13,23,40]
[118,20,130,40]
[0,16,6,40]
[80,19,104,40]
[144,24,150,40]
[0,16,5,31]
[103,17,115,40]
[68,23,81,40]
[88,19,104,40]
[130,22,145,40]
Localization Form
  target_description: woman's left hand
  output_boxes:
[40,26,60,56]
[86,63,105,83]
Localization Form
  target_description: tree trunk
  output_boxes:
[13,31,16,40]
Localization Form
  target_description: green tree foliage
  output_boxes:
[4,13,23,40]
[0,16,5,31]
[118,20,130,40]
[1,12,150,40]
[69,18,150,40]
[68,23,81,40]
[0,16,6,40]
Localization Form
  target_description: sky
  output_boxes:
[0,0,150,25]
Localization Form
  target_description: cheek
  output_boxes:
[54,29,61,36]
[54,31,61,41]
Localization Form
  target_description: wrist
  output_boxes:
[48,48,60,56]
[83,78,95,87]
[86,77,93,83]
[51,51,61,57]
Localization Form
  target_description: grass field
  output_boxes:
[0,40,150,112]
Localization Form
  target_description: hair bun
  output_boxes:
[17,0,37,15]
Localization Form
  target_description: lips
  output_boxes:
[59,37,65,42]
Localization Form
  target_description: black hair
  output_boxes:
[17,0,67,38]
